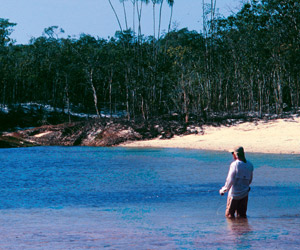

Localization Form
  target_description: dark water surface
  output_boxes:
[0,147,299,249]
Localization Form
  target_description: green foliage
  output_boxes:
[0,18,16,46]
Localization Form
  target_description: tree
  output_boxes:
[0,18,16,46]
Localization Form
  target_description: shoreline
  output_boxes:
[120,116,300,155]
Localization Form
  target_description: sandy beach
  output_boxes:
[121,116,300,154]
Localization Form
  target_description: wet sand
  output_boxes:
[120,116,300,154]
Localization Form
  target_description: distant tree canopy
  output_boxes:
[0,0,299,123]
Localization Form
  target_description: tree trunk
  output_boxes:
[64,74,71,123]
[109,70,113,118]
[272,69,283,114]
[141,95,146,120]
[89,69,100,118]
[126,86,130,121]
[158,0,164,39]
[131,0,136,34]
[136,1,143,41]
[182,73,189,123]
[258,78,262,117]
[122,1,128,30]
[108,0,123,32]
[168,3,173,33]
[152,1,156,39]
[184,89,189,123]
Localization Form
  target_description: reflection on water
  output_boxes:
[226,219,253,250]
[0,146,299,249]
[227,218,252,236]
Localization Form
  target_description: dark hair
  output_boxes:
[237,151,245,158]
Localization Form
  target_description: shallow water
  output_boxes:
[0,147,299,249]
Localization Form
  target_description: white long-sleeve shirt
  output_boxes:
[221,159,254,200]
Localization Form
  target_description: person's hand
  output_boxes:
[219,187,226,196]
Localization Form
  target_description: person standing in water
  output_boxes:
[219,146,254,218]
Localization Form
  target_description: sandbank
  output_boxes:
[120,116,300,154]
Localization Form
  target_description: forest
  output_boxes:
[0,0,299,126]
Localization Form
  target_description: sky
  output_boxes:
[1,0,245,44]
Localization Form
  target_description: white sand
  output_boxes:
[120,116,300,154]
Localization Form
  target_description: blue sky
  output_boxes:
[1,0,244,44]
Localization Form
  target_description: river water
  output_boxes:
[0,146,299,249]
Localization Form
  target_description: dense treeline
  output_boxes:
[0,0,299,124]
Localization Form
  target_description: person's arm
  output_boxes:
[219,162,236,195]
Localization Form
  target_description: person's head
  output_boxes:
[230,146,246,161]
